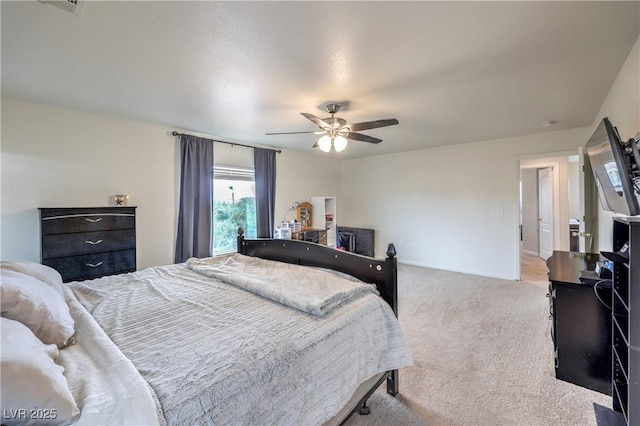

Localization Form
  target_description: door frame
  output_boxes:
[515,150,575,280]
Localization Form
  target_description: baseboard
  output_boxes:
[397,259,514,281]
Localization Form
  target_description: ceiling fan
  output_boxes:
[266,103,398,152]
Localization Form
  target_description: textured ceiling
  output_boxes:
[2,1,639,159]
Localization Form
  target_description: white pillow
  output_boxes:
[0,261,64,296]
[1,318,80,426]
[0,269,75,348]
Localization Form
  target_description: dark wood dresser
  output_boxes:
[546,250,612,395]
[292,229,327,245]
[40,207,136,282]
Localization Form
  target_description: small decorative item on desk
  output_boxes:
[113,194,129,206]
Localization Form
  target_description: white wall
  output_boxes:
[0,98,341,268]
[340,35,639,279]
[589,36,640,251]
[340,127,590,280]
[273,150,341,223]
[2,35,637,279]
[1,98,177,269]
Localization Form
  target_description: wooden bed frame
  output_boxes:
[237,228,399,422]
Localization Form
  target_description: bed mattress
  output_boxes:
[61,255,412,425]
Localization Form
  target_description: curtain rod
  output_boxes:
[171,131,282,153]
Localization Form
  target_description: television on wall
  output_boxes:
[585,117,640,216]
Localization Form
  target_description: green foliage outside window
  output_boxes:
[213,197,257,254]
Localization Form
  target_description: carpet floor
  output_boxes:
[344,262,613,426]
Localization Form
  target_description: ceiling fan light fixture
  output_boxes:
[318,135,332,152]
[267,102,398,151]
[333,135,348,152]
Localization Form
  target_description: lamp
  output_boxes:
[333,135,348,152]
[283,201,300,222]
[318,135,332,152]
[317,134,348,153]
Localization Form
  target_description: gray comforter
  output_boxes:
[68,255,412,425]
[186,254,379,316]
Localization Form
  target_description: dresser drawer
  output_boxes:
[41,208,136,235]
[42,229,135,259]
[43,249,136,282]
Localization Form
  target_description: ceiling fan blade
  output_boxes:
[312,141,319,148]
[347,118,399,132]
[265,131,317,135]
[301,112,329,129]
[345,132,383,144]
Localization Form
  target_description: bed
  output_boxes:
[0,230,412,426]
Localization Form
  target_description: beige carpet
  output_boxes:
[345,263,611,426]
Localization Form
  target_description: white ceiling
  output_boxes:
[2,1,639,159]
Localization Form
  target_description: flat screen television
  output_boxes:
[585,117,640,216]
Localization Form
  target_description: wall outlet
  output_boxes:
[491,207,504,216]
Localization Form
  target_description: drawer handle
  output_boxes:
[85,262,104,268]
[85,218,103,223]
[85,239,103,245]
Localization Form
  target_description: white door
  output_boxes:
[538,167,554,260]
[578,147,597,252]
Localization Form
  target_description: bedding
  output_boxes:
[0,260,64,296]
[0,269,75,348]
[186,253,379,316]
[58,287,162,426]
[64,254,412,425]
[1,318,80,426]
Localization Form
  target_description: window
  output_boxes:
[213,165,256,254]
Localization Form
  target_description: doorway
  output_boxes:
[518,153,580,281]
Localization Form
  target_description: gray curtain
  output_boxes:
[254,148,276,238]
[175,134,213,263]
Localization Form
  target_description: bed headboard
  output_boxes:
[237,228,397,316]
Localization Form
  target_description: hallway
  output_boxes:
[521,251,549,281]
